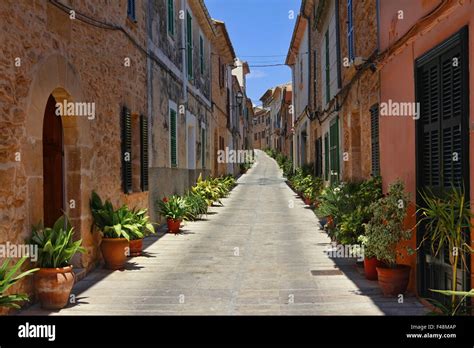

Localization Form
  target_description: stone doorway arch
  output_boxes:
[23,54,94,268]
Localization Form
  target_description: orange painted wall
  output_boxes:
[378,0,474,293]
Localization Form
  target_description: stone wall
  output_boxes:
[0,0,149,313]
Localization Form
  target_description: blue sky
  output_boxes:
[204,0,296,105]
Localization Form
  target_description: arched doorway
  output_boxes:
[43,94,64,227]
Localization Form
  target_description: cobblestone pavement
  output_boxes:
[21,150,426,315]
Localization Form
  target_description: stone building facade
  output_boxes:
[147,0,214,221]
[211,19,236,177]
[0,0,149,311]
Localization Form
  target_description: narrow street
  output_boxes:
[21,150,425,316]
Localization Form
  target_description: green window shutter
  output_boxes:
[170,108,177,168]
[329,117,340,183]
[140,114,149,191]
[370,104,380,176]
[121,106,132,193]
[199,36,204,75]
[167,0,174,35]
[325,30,330,104]
[324,132,329,181]
[186,11,193,80]
[201,128,206,168]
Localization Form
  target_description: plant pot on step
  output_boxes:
[34,266,75,309]
[100,237,129,270]
[167,218,182,234]
[303,197,312,206]
[376,264,411,296]
[129,239,143,257]
[364,257,383,280]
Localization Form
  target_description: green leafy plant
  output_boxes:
[30,215,85,268]
[157,195,188,220]
[183,192,208,221]
[425,289,474,316]
[90,191,141,240]
[418,186,473,313]
[363,180,412,267]
[129,208,155,240]
[0,257,38,309]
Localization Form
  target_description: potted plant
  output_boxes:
[0,257,38,309]
[183,192,208,221]
[418,186,474,314]
[30,215,85,309]
[128,208,155,257]
[157,195,188,233]
[364,180,412,296]
[90,191,132,270]
[358,234,384,280]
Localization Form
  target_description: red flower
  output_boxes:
[162,197,168,203]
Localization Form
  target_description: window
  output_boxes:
[140,115,149,191]
[370,104,380,176]
[299,58,303,86]
[324,132,329,181]
[201,127,206,168]
[315,136,323,177]
[169,103,178,168]
[121,107,132,193]
[199,35,205,75]
[167,0,174,36]
[314,50,318,101]
[325,29,330,104]
[329,117,340,183]
[186,11,193,80]
[127,0,136,21]
[347,0,355,61]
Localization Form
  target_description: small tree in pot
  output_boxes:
[30,216,85,309]
[364,180,413,296]
[418,186,473,315]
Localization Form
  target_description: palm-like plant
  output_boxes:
[418,186,473,312]
[0,257,38,309]
[30,215,85,268]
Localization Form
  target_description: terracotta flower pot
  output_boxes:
[167,218,181,233]
[100,237,129,270]
[364,257,383,280]
[129,239,143,257]
[303,197,312,206]
[376,264,411,296]
[34,266,75,309]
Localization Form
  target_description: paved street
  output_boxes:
[22,150,426,315]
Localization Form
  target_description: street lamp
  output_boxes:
[236,91,243,106]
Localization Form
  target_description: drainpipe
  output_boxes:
[181,0,188,105]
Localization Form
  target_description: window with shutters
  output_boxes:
[329,117,340,183]
[324,132,329,181]
[199,35,205,75]
[127,0,136,22]
[140,115,149,191]
[121,107,132,193]
[169,103,178,168]
[201,127,206,168]
[167,0,174,36]
[370,104,380,176]
[325,30,330,105]
[347,0,355,61]
[416,27,469,300]
[186,11,193,81]
[315,137,323,177]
